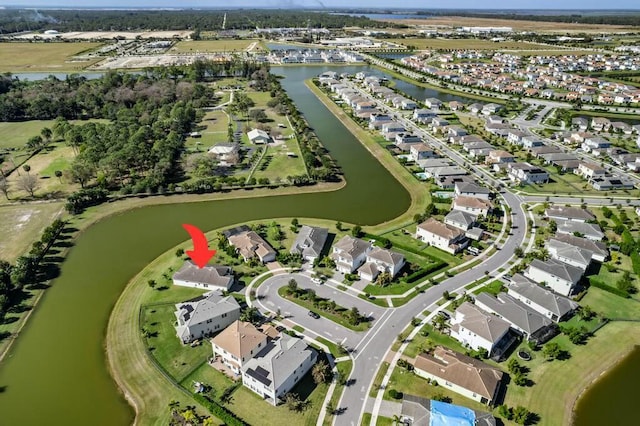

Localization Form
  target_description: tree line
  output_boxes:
[0,9,400,34]
[420,11,640,27]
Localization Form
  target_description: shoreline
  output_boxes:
[568,343,639,425]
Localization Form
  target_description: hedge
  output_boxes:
[191,393,248,426]
[588,278,629,298]
[404,262,446,283]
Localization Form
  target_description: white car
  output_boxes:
[311,277,323,284]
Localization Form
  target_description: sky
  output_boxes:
[2,1,640,10]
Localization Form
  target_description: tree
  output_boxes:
[0,175,9,200]
[41,127,53,143]
[542,342,561,361]
[514,247,524,258]
[167,400,180,413]
[284,393,304,412]
[240,307,260,324]
[147,279,156,289]
[54,170,63,183]
[22,164,31,175]
[291,218,299,230]
[175,248,184,257]
[70,161,94,188]
[512,406,532,425]
[287,278,298,294]
[351,225,362,237]
[348,306,361,325]
[577,305,595,321]
[312,360,331,384]
[335,221,342,231]
[17,174,38,197]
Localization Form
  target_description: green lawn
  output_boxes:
[252,138,307,182]
[403,324,469,359]
[185,110,230,151]
[179,361,238,396]
[472,280,507,296]
[324,361,353,426]
[369,361,390,397]
[172,39,258,53]
[0,42,103,72]
[141,304,212,382]
[580,286,640,320]
[0,120,58,149]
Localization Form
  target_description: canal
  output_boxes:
[0,65,411,425]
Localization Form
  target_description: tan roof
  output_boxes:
[367,247,404,266]
[211,320,267,360]
[579,162,606,172]
[454,196,493,210]
[417,218,464,240]
[414,347,503,401]
[489,150,514,158]
[228,231,276,261]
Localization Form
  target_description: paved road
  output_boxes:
[254,273,387,350]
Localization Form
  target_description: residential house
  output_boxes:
[507,129,526,145]
[369,113,393,130]
[228,230,277,263]
[524,259,583,297]
[290,226,328,262]
[416,218,469,254]
[469,103,484,114]
[591,175,635,191]
[413,347,504,405]
[455,182,491,200]
[174,292,241,344]
[452,196,493,217]
[556,220,605,241]
[211,321,268,374]
[330,235,372,273]
[437,175,476,190]
[507,163,549,184]
[482,103,504,115]
[449,302,511,356]
[546,239,595,270]
[544,206,595,223]
[413,109,437,123]
[425,98,442,110]
[400,395,496,426]
[522,136,544,149]
[410,144,437,162]
[551,234,608,262]
[444,210,477,231]
[508,274,579,322]
[173,261,234,291]
[581,136,611,154]
[381,122,406,141]
[575,162,606,180]
[486,115,504,125]
[449,101,466,111]
[591,117,611,131]
[401,99,418,110]
[475,293,555,343]
[431,117,450,131]
[247,128,271,144]
[358,247,405,281]
[487,150,515,164]
[208,143,240,166]
[394,133,422,146]
[241,333,317,405]
[447,126,468,138]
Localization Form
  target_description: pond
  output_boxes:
[0,65,410,425]
[573,346,640,426]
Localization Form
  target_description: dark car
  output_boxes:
[308,311,320,319]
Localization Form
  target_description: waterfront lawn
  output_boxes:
[141,304,212,382]
[226,370,328,426]
[0,42,103,72]
[580,286,640,320]
[252,138,307,182]
[180,361,237,396]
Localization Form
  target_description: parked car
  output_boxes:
[312,277,323,284]
[308,311,320,319]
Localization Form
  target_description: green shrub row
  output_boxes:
[589,278,629,298]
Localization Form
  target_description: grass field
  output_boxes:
[386,16,636,33]
[0,202,64,261]
[0,42,103,72]
[386,38,556,51]
[171,39,259,53]
[0,120,60,150]
[185,109,230,151]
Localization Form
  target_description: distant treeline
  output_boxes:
[417,11,640,27]
[0,9,404,34]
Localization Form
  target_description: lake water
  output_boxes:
[0,65,410,425]
[573,346,640,426]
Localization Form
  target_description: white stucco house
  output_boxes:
[524,259,583,297]
[172,261,234,291]
[357,247,405,281]
[449,301,511,355]
[174,292,241,344]
[330,235,372,273]
[415,218,468,254]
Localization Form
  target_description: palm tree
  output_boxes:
[312,360,330,384]
[22,164,31,175]
[167,400,180,413]
[54,170,63,183]
[41,127,52,144]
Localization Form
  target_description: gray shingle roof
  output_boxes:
[528,258,583,285]
[508,275,579,319]
[552,234,608,258]
[173,261,233,290]
[242,334,316,391]
[453,302,511,343]
[175,292,240,340]
[290,225,328,259]
[475,293,553,337]
[445,210,477,230]
[546,239,594,268]
[367,247,404,266]
[545,206,595,222]
[455,182,491,194]
[556,220,604,240]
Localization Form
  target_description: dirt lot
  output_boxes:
[0,202,64,261]
[12,30,193,40]
[386,16,637,33]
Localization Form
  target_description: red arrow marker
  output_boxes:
[182,224,216,268]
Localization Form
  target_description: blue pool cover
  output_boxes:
[430,400,476,426]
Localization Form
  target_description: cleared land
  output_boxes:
[0,202,64,261]
[385,38,559,51]
[172,39,259,53]
[383,16,637,33]
[0,120,59,150]
[0,42,103,72]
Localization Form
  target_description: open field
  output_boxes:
[0,120,60,150]
[383,16,638,33]
[0,202,64,261]
[385,38,560,51]
[11,30,193,40]
[172,39,259,53]
[0,42,103,72]
[185,109,230,151]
